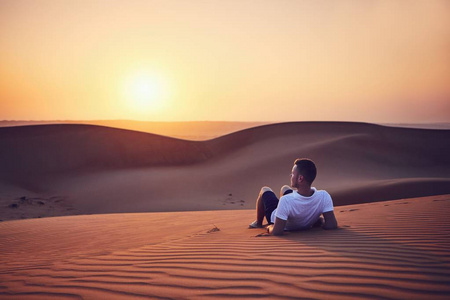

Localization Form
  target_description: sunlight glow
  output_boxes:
[122,71,170,114]
[1,1,449,122]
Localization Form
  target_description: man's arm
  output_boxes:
[267,217,287,236]
[322,211,338,230]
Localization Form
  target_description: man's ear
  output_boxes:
[298,175,304,183]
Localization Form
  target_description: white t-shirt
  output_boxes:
[271,187,334,231]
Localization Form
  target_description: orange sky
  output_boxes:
[1,1,449,123]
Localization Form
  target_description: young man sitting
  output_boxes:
[249,158,338,235]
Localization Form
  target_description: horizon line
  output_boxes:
[1,119,450,125]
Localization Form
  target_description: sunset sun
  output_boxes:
[122,71,170,113]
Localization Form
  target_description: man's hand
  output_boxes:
[267,218,286,236]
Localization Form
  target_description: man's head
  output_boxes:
[290,158,317,188]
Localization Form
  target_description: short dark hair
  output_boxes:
[294,158,317,184]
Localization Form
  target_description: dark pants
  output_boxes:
[262,189,293,224]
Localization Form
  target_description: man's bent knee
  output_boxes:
[280,185,293,198]
[260,186,273,195]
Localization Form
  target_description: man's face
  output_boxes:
[290,165,300,188]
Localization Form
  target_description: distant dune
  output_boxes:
[382,122,450,130]
[2,120,449,140]
[0,120,269,140]
[0,121,449,220]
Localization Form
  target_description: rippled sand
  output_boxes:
[1,195,449,299]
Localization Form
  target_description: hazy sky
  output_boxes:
[1,0,449,123]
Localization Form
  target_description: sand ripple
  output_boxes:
[1,195,450,299]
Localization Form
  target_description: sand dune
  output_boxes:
[0,121,449,220]
[1,195,449,299]
[0,124,213,175]
[0,120,269,141]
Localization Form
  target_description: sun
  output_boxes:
[122,71,169,113]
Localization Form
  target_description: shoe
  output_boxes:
[248,220,263,228]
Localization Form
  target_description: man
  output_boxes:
[249,158,337,235]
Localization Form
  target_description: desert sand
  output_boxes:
[1,195,450,299]
[1,121,450,298]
